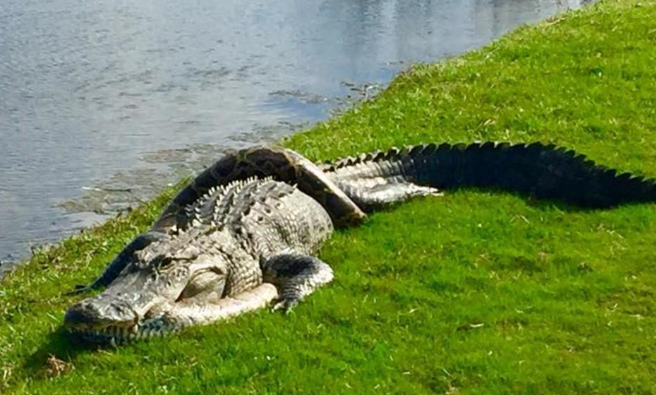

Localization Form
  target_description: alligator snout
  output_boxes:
[65,297,138,329]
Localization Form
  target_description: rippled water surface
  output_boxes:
[0,0,589,273]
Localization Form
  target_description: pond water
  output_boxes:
[0,0,590,275]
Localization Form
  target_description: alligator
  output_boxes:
[64,142,656,344]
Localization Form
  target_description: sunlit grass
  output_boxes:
[2,0,656,393]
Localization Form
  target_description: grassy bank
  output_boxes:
[3,0,656,393]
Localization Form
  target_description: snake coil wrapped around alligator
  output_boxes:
[64,142,656,344]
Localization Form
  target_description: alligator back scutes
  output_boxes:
[183,177,259,229]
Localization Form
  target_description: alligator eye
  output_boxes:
[159,257,174,269]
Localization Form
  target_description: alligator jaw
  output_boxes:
[65,311,179,345]
[68,326,160,345]
[66,283,280,345]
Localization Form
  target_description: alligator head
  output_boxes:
[63,229,276,344]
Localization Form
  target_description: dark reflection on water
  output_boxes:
[0,0,589,274]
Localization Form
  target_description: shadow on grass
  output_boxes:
[408,187,650,215]
[465,186,656,213]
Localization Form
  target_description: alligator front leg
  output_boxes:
[263,254,334,312]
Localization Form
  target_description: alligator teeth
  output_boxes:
[68,320,181,344]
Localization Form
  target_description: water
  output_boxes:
[0,0,589,275]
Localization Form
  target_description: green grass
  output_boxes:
[3,0,656,393]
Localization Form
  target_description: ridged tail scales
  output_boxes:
[322,142,656,210]
[152,145,366,233]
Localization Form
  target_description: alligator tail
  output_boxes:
[322,142,656,211]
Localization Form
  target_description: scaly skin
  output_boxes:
[66,177,334,343]
[79,146,364,292]
[65,142,656,344]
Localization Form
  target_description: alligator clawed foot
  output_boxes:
[271,299,298,314]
